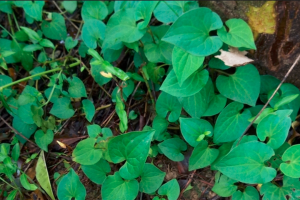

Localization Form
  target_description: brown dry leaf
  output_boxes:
[215,47,254,67]
[26,167,36,180]
[28,189,44,200]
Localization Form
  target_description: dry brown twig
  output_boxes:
[237,53,300,145]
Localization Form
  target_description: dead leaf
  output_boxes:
[215,47,254,67]
[28,189,44,200]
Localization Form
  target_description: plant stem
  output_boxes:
[7,14,14,35]
[0,68,61,91]
[147,26,156,44]
[12,12,20,31]
[141,69,155,107]
[213,69,231,76]
[0,177,17,190]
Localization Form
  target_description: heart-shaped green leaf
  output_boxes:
[189,140,219,170]
[62,1,77,14]
[65,37,78,51]
[260,175,300,200]
[216,64,260,106]
[212,172,237,197]
[67,77,87,98]
[50,97,75,119]
[158,138,187,161]
[257,111,291,149]
[153,1,199,24]
[135,1,158,30]
[102,172,139,200]
[82,19,106,49]
[20,173,37,191]
[216,141,276,184]
[180,118,213,147]
[13,116,37,144]
[160,69,209,97]
[41,13,67,40]
[172,46,205,86]
[103,8,146,50]
[82,159,111,185]
[213,102,251,144]
[108,130,155,180]
[72,138,102,165]
[152,116,169,141]
[217,19,256,49]
[57,169,86,200]
[156,92,182,122]
[280,144,300,178]
[232,186,259,200]
[14,1,44,21]
[81,1,108,21]
[259,75,280,103]
[162,8,223,56]
[139,163,166,194]
[34,129,54,152]
[157,179,180,200]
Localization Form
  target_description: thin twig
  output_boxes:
[237,53,300,145]
[0,116,38,147]
[52,1,79,31]
[178,170,197,199]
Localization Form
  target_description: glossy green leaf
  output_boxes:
[158,179,180,200]
[269,83,300,121]
[23,44,43,52]
[172,46,205,86]
[0,1,13,14]
[232,186,259,200]
[216,141,276,184]
[274,94,299,110]
[20,27,42,43]
[260,175,300,200]
[62,1,77,14]
[257,111,291,149]
[140,163,166,194]
[41,13,67,40]
[216,64,260,106]
[162,8,223,56]
[180,118,213,147]
[39,38,55,49]
[189,140,219,171]
[160,69,209,97]
[181,78,214,118]
[203,94,227,117]
[13,116,37,144]
[102,172,139,200]
[114,1,139,12]
[87,124,101,138]
[280,144,300,178]
[158,138,187,161]
[152,115,169,141]
[212,172,238,197]
[36,151,55,200]
[82,99,95,122]
[108,130,155,180]
[82,19,106,49]
[143,25,174,64]
[144,63,165,84]
[90,58,111,86]
[6,190,17,200]
[15,1,44,21]
[20,173,37,191]
[57,169,86,200]
[34,130,54,152]
[72,138,102,165]
[81,1,108,21]
[153,1,198,23]
[135,1,158,30]
[50,97,75,119]
[67,76,87,98]
[213,102,251,143]
[65,37,78,51]
[82,159,111,185]
[217,19,256,49]
[156,92,182,122]
[103,8,146,50]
